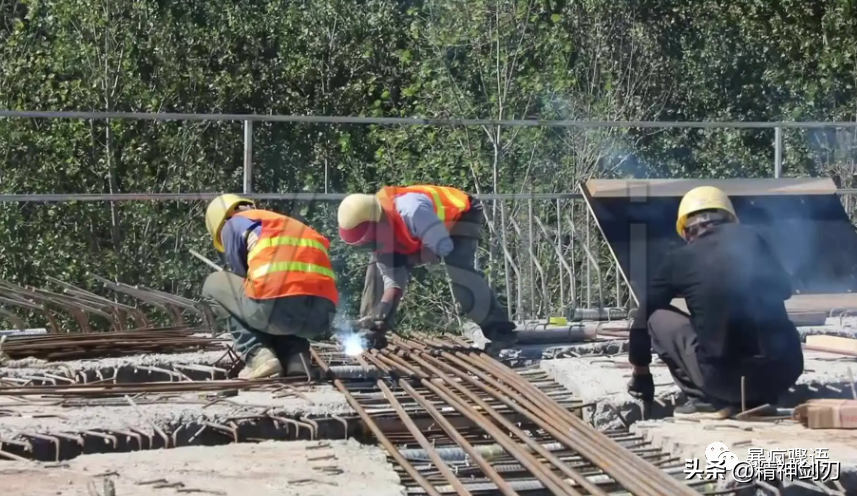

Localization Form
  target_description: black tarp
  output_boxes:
[583,180,857,302]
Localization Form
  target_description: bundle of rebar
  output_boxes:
[316,334,699,496]
[1,327,226,361]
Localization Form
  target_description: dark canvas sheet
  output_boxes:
[584,186,857,301]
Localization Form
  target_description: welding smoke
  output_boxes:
[332,311,367,357]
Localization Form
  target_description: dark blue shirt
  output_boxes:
[221,216,261,278]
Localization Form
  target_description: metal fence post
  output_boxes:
[556,198,564,316]
[243,120,253,194]
[585,206,592,309]
[774,126,783,178]
[527,197,535,319]
[324,160,330,194]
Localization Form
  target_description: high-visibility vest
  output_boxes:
[232,210,338,305]
[375,185,471,254]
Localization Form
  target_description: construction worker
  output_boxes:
[202,194,338,379]
[627,186,804,419]
[336,185,517,355]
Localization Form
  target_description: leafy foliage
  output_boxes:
[0,0,855,331]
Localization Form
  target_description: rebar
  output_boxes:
[2,328,225,361]
[2,322,698,495]
[396,334,699,496]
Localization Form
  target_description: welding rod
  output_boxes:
[189,249,224,272]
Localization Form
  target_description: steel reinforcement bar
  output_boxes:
[1,327,227,361]
[316,335,697,496]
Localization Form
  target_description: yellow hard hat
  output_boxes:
[205,193,255,252]
[337,194,383,245]
[337,194,382,230]
[676,186,737,239]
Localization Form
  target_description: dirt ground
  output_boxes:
[0,439,405,496]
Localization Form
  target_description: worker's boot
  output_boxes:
[275,336,315,379]
[285,349,313,378]
[673,398,735,420]
[238,347,283,380]
[482,323,518,358]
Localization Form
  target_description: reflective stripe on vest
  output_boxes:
[248,236,330,260]
[421,186,468,223]
[247,236,335,282]
[231,209,338,303]
[250,261,336,281]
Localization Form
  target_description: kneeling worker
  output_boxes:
[337,185,516,355]
[203,194,338,379]
[627,186,804,418]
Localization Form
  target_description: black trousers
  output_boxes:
[648,308,803,406]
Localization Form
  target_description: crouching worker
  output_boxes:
[627,186,803,419]
[336,185,516,356]
[203,194,338,379]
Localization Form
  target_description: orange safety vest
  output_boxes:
[232,210,338,305]
[375,185,471,254]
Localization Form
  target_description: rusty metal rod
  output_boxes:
[308,348,441,496]
[459,343,697,496]
[370,350,564,496]
[406,334,693,496]
[373,354,522,496]
[0,378,294,396]
[467,350,680,493]
[405,349,605,496]
[366,356,471,496]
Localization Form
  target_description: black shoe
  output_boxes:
[482,328,517,357]
[674,398,736,420]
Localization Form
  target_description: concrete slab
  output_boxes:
[0,439,404,496]
[0,386,350,435]
[0,386,355,461]
[0,350,230,383]
[632,418,857,495]
[541,350,857,430]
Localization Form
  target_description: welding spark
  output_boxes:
[335,331,366,356]
[333,312,367,356]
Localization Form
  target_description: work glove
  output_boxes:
[345,319,388,349]
[360,328,389,350]
[627,373,655,403]
[355,314,388,332]
[361,300,394,329]
[355,300,393,350]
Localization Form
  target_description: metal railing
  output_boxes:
[3,111,857,322]
[6,110,857,194]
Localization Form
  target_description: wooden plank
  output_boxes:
[585,178,836,198]
[669,299,829,327]
[672,294,857,316]
[806,335,857,354]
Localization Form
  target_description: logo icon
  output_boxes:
[705,442,740,471]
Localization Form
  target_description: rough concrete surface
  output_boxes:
[463,322,630,367]
[0,439,405,496]
[0,386,352,439]
[0,349,229,380]
[632,418,857,495]
[541,350,857,430]
[798,317,857,340]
